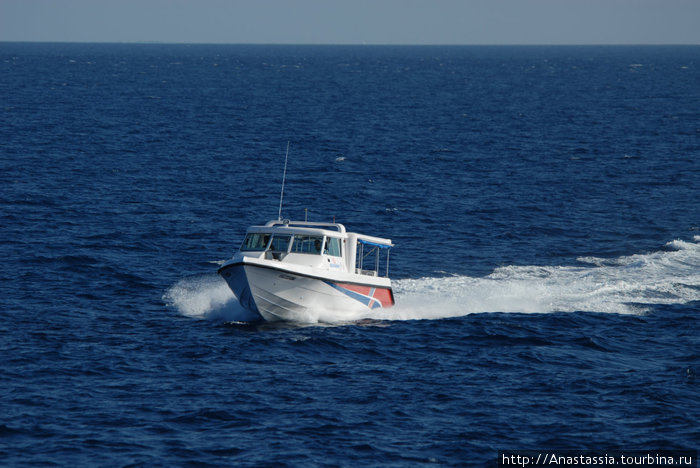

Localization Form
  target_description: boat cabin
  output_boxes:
[236,220,393,277]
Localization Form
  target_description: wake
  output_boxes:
[163,237,700,323]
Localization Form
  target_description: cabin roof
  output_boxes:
[246,220,393,247]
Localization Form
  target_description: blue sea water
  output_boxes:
[1,43,699,466]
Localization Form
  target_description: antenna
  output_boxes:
[277,141,290,221]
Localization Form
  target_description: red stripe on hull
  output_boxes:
[334,282,395,308]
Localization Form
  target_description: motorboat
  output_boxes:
[217,219,395,322]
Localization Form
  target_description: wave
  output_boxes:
[164,236,700,323]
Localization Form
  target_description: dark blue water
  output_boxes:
[2,43,699,467]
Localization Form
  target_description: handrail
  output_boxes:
[264,220,346,233]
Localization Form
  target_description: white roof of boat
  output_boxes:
[264,220,345,232]
[246,220,393,247]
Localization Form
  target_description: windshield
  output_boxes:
[240,233,270,251]
[240,233,293,252]
[269,235,291,251]
[291,235,323,255]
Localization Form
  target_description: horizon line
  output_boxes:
[2,40,699,48]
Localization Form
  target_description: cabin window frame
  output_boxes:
[356,240,391,277]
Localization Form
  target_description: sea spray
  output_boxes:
[163,273,259,322]
[166,237,700,323]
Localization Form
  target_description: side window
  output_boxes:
[241,233,269,251]
[326,237,342,257]
[291,235,323,254]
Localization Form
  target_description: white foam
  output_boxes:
[162,274,259,322]
[383,237,700,320]
[165,238,700,323]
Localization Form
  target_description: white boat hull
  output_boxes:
[218,260,394,322]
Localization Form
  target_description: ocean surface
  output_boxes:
[1,43,699,467]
